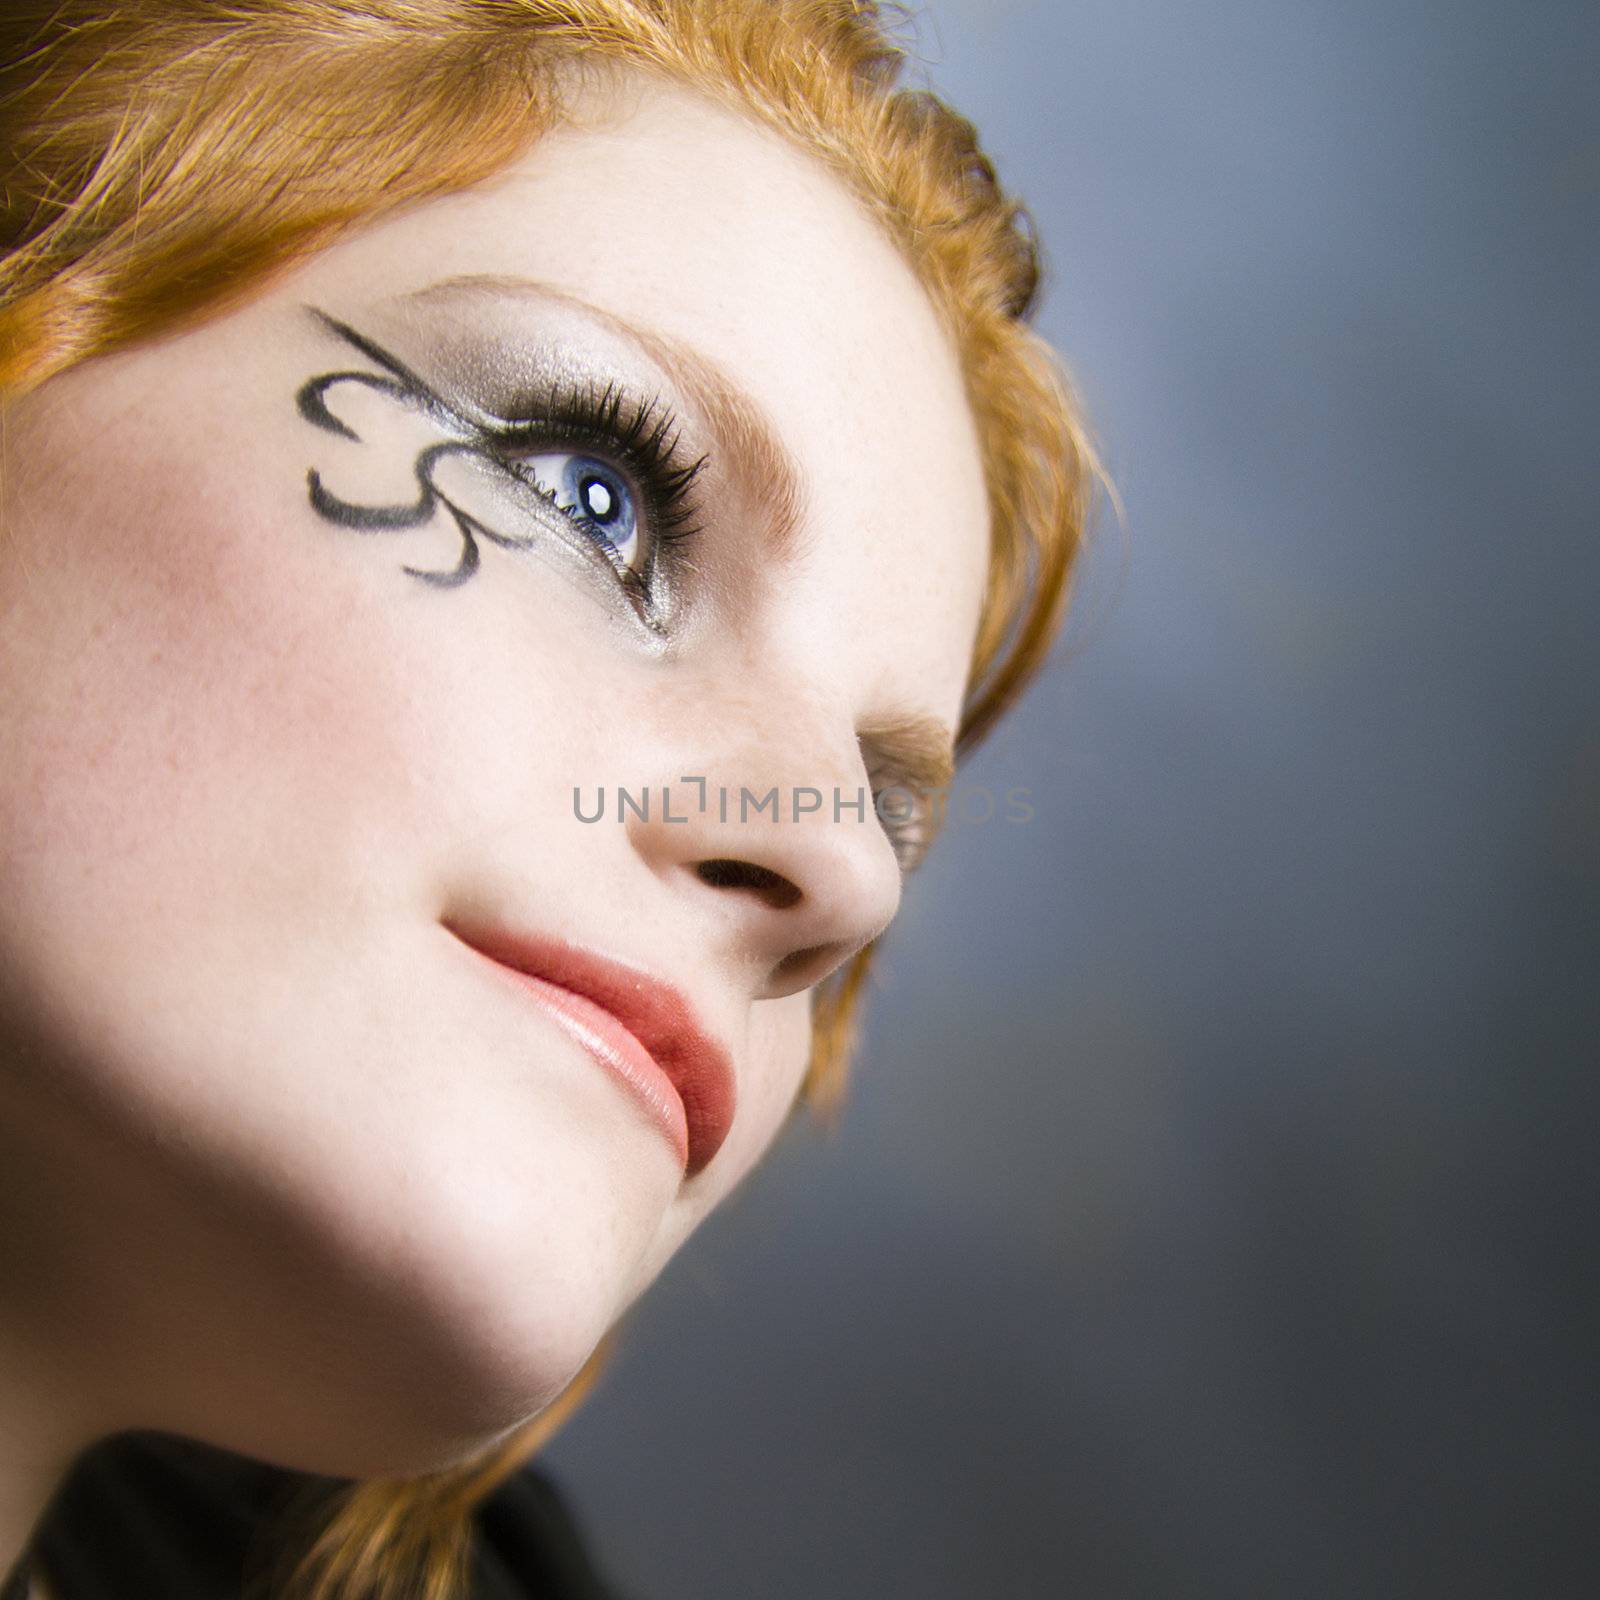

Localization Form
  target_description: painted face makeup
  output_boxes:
[294,288,957,893]
[0,72,990,1493]
[296,308,708,634]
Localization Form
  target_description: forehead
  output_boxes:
[305,69,992,726]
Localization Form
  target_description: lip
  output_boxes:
[443,918,737,1178]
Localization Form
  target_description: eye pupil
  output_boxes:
[580,474,616,522]
[563,457,629,534]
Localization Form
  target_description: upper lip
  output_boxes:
[443,917,738,1178]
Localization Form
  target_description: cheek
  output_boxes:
[0,363,634,1198]
[619,990,814,1306]
[0,387,690,1458]
[1,419,396,975]
[741,990,816,1159]
[0,382,602,964]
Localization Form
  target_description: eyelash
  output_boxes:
[488,393,938,875]
[484,381,708,624]
[866,776,937,876]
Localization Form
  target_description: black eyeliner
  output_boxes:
[295,305,710,629]
[486,377,709,609]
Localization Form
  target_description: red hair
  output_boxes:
[0,4,1109,1595]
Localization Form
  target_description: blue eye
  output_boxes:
[520,451,641,573]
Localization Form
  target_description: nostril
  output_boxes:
[770,943,834,990]
[696,857,803,909]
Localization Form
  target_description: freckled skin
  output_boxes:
[0,70,990,1488]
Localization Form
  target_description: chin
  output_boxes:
[115,1098,664,1485]
[151,1220,630,1484]
[300,1149,653,1475]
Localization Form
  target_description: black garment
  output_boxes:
[2,1551,31,1600]
[13,1431,634,1600]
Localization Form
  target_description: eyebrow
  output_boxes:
[857,710,957,798]
[403,272,959,848]
[401,272,809,563]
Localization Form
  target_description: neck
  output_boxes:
[0,1065,103,1579]
[0,1332,87,1579]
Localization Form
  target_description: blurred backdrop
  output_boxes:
[544,3,1600,1596]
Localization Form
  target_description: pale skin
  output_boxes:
[0,69,991,1580]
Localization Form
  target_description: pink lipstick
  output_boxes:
[444,918,737,1178]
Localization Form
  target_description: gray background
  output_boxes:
[544,3,1600,1596]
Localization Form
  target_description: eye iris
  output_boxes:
[517,448,644,573]
[564,457,632,540]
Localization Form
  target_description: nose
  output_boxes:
[621,702,904,1000]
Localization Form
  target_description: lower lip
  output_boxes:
[472,953,691,1171]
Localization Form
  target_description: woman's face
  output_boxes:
[0,72,988,1473]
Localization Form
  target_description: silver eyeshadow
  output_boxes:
[305,280,727,642]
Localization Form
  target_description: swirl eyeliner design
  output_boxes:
[297,309,525,590]
[298,306,704,641]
